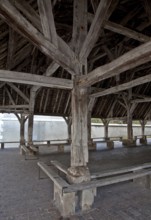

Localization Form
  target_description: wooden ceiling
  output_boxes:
[0,0,151,120]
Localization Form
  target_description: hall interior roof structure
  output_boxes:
[0,0,151,119]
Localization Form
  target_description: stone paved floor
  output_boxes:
[0,146,151,219]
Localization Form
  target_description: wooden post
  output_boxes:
[20,114,25,145]
[63,116,72,144]
[67,117,72,144]
[88,97,96,149]
[140,120,146,136]
[88,111,92,147]
[102,119,109,140]
[27,89,36,145]
[67,77,90,184]
[139,120,147,144]
[127,109,133,140]
[28,113,34,145]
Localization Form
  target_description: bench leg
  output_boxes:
[20,147,25,155]
[88,139,96,150]
[80,188,96,211]
[54,184,96,217]
[133,171,151,189]
[54,184,76,217]
[1,143,4,149]
[58,145,64,153]
[107,141,114,149]
[146,175,151,189]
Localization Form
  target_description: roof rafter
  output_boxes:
[0,0,78,75]
[37,0,58,47]
[79,0,113,63]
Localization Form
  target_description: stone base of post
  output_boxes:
[66,166,90,184]
[54,183,96,217]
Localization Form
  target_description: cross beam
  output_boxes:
[90,74,151,98]
[0,70,73,90]
[79,41,151,87]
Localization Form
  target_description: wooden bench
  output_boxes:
[33,139,69,153]
[134,135,147,145]
[20,145,38,160]
[0,141,20,149]
[37,161,151,217]
[92,136,123,149]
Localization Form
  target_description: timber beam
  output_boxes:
[79,41,151,87]
[0,70,73,90]
[131,98,151,103]
[90,74,151,98]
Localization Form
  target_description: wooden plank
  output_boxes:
[79,0,113,62]
[104,21,151,42]
[91,162,151,179]
[0,105,29,109]
[37,0,58,47]
[21,145,30,154]
[79,41,151,87]
[131,98,151,103]
[37,162,69,189]
[29,145,38,153]
[90,73,151,98]
[0,0,77,75]
[7,82,29,103]
[64,169,151,193]
[0,70,73,89]
[51,160,68,175]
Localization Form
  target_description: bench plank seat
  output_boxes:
[64,169,151,193]
[91,162,151,179]
[50,160,68,175]
[37,162,69,189]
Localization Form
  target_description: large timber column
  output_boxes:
[88,111,92,146]
[67,77,90,183]
[88,97,96,148]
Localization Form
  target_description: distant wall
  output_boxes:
[92,124,151,138]
[0,116,151,141]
